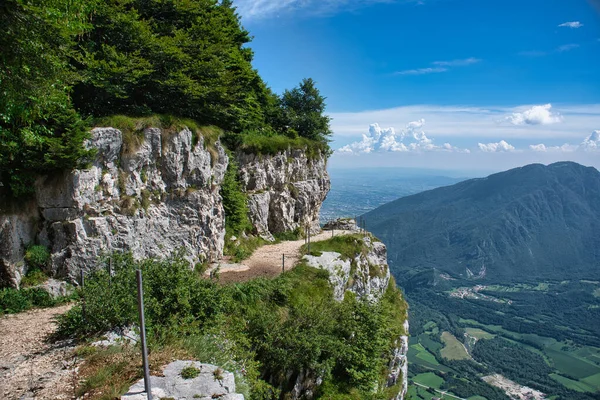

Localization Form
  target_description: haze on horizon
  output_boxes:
[234,0,600,172]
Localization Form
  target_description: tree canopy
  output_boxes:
[0,0,332,197]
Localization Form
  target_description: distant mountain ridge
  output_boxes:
[364,162,600,282]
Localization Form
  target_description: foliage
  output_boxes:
[279,78,332,143]
[20,269,48,287]
[224,234,267,263]
[1,0,331,198]
[230,131,331,158]
[0,286,71,314]
[221,154,251,235]
[302,234,370,260]
[58,252,407,399]
[0,0,95,196]
[180,365,200,379]
[24,245,50,270]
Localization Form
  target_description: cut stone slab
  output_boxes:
[121,360,244,400]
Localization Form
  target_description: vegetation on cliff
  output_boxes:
[0,0,332,197]
[55,251,407,399]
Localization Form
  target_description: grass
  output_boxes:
[20,269,48,287]
[464,327,495,340]
[412,372,444,389]
[95,115,222,163]
[410,343,440,366]
[545,346,600,379]
[181,365,201,379]
[236,131,329,159]
[223,234,267,262]
[440,331,471,360]
[301,234,369,260]
[581,372,600,391]
[549,373,596,392]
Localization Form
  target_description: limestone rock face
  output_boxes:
[237,149,330,241]
[1,127,228,286]
[303,236,391,302]
[302,235,408,400]
[122,361,244,400]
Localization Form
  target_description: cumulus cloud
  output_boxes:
[528,131,599,153]
[337,120,468,154]
[528,143,578,152]
[506,104,563,126]
[580,130,600,151]
[477,140,516,153]
[558,21,583,28]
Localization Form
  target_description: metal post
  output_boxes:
[308,228,311,254]
[282,254,285,273]
[80,270,86,322]
[136,270,152,400]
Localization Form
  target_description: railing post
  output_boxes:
[136,270,152,400]
[282,254,285,273]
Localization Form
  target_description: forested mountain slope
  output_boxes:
[364,162,600,282]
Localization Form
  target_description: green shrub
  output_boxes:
[181,365,200,379]
[221,154,251,235]
[24,245,50,270]
[20,269,48,287]
[0,288,31,314]
[56,252,406,399]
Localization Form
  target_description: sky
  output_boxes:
[233,0,600,172]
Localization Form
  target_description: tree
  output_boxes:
[280,78,332,143]
[71,0,271,133]
[0,0,96,196]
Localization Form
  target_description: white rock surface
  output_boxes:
[121,361,244,400]
[303,236,390,302]
[237,149,330,240]
[1,127,228,285]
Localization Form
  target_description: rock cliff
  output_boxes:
[237,150,330,241]
[303,233,409,400]
[0,127,331,287]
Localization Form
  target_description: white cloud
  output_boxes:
[337,120,468,154]
[556,44,580,52]
[234,0,421,20]
[478,140,516,153]
[519,43,580,57]
[528,143,578,152]
[506,104,564,126]
[558,21,583,28]
[432,58,482,67]
[580,130,600,151]
[395,57,481,76]
[394,67,448,75]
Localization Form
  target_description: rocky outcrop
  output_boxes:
[1,127,228,287]
[303,236,390,302]
[237,149,330,241]
[302,232,409,399]
[122,361,244,400]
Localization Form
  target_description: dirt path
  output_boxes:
[218,230,353,283]
[0,304,78,400]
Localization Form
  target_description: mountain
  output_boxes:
[364,162,600,282]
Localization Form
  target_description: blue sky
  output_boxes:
[234,0,600,171]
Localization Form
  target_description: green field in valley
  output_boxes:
[441,331,471,360]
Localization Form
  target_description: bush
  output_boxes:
[57,252,406,399]
[0,288,31,314]
[24,245,50,270]
[181,365,200,379]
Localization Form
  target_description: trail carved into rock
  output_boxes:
[0,304,77,400]
[217,230,353,283]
